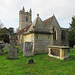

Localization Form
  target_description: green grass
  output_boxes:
[0,49,75,75]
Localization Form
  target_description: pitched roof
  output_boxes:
[43,16,53,24]
[27,15,45,32]
[17,15,54,35]
[17,24,31,35]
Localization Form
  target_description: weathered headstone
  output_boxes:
[0,41,4,55]
[73,45,75,50]
[28,59,34,64]
[8,41,18,59]
[10,41,15,47]
[19,44,23,50]
[0,49,4,55]
[23,42,33,56]
[8,47,18,59]
[3,43,10,50]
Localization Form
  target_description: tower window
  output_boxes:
[26,16,28,21]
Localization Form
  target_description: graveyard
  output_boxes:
[0,1,75,75]
[0,48,75,75]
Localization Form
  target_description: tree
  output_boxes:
[0,27,14,43]
[68,15,75,47]
[70,16,75,29]
[0,20,3,29]
[8,27,14,34]
[0,27,9,43]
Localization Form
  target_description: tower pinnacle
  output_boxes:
[22,6,25,12]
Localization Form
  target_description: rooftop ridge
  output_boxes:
[43,16,53,24]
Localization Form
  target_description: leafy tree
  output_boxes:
[0,27,14,43]
[70,16,75,29]
[8,27,14,34]
[68,16,75,47]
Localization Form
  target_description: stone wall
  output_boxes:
[23,33,53,56]
[19,9,32,30]
[51,48,60,56]
[45,16,61,46]
[61,28,69,46]
[34,33,53,54]
[23,33,35,56]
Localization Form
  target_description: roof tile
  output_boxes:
[17,24,31,35]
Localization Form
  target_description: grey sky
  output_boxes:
[0,0,75,30]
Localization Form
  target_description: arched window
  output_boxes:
[53,27,57,41]
[26,16,28,21]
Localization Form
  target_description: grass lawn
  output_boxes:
[0,49,75,75]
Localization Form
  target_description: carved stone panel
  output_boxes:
[23,42,33,56]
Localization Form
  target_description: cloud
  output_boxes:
[0,0,75,31]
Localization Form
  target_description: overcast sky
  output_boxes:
[0,0,75,31]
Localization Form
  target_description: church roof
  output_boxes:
[17,15,54,35]
[43,16,53,24]
[17,24,31,35]
[27,14,46,33]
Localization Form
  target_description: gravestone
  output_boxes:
[0,49,4,55]
[0,41,4,55]
[8,47,18,59]
[23,42,33,56]
[19,44,23,50]
[73,45,75,50]
[8,41,18,59]
[10,41,15,47]
[28,59,34,64]
[3,43,10,50]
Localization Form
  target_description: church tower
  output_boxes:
[19,7,32,30]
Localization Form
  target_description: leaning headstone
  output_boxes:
[0,41,4,55]
[28,59,34,64]
[73,45,75,50]
[8,47,18,59]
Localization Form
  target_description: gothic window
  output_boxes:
[26,16,28,21]
[53,27,57,41]
[61,30,66,40]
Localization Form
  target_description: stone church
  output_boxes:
[17,7,69,56]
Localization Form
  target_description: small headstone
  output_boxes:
[0,41,4,55]
[8,47,18,59]
[73,45,75,50]
[0,49,4,55]
[3,43,10,50]
[28,59,34,64]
